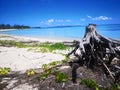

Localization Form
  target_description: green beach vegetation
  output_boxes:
[36,56,69,81]
[0,40,26,48]
[79,78,120,90]
[28,42,69,53]
[0,67,10,75]
[79,78,99,90]
[0,24,30,29]
[0,40,69,53]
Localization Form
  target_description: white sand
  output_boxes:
[0,34,74,42]
[0,46,65,72]
[0,34,73,72]
[0,29,17,31]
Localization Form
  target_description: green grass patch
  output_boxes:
[79,78,99,90]
[40,70,52,80]
[0,40,26,48]
[110,83,120,90]
[36,43,68,52]
[54,71,68,83]
[0,40,69,53]
[26,69,35,76]
[0,67,10,75]
[50,43,67,50]
[28,42,69,53]
[40,56,70,81]
[79,78,120,90]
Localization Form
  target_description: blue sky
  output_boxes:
[0,0,120,26]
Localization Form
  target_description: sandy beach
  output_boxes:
[0,46,65,72]
[0,33,73,42]
[0,34,71,72]
[0,29,18,31]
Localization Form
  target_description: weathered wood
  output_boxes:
[68,24,120,83]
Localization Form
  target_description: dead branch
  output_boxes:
[68,24,120,83]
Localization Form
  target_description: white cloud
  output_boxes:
[80,18,86,21]
[87,15,92,19]
[40,19,54,26]
[87,15,112,21]
[93,16,112,20]
[40,19,73,26]
[47,19,54,23]
[40,21,44,24]
[66,20,72,22]
[56,19,64,22]
[47,19,72,23]
[55,19,72,22]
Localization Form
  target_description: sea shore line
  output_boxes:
[0,29,18,31]
[0,34,74,42]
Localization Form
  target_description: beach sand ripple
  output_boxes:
[0,46,65,72]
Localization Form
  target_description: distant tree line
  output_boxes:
[0,24,30,29]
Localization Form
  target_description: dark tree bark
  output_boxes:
[68,24,120,83]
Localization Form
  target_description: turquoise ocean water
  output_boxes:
[0,24,120,40]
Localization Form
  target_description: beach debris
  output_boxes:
[67,24,120,83]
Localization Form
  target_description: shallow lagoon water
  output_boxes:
[0,24,120,40]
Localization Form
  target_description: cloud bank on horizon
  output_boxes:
[40,15,112,26]
[87,16,112,21]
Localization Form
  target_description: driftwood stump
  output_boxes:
[68,24,120,83]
